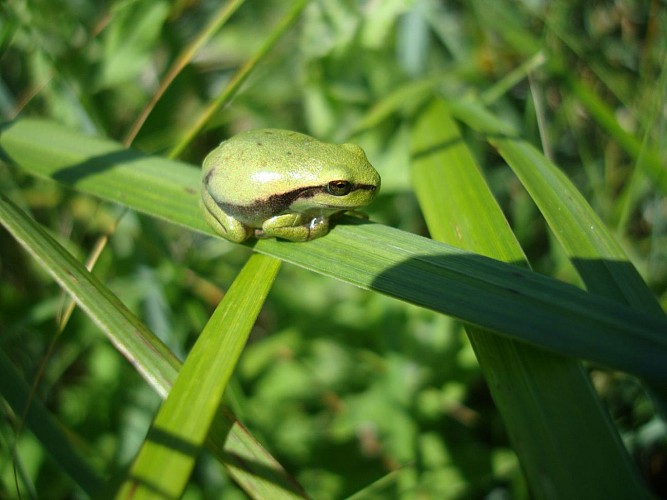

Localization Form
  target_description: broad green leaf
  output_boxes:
[1,119,667,384]
[119,254,280,498]
[411,99,648,498]
[0,195,306,498]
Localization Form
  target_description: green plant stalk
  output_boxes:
[0,350,105,496]
[480,51,547,105]
[556,68,667,194]
[411,99,648,498]
[168,0,308,158]
[124,0,247,146]
[2,119,667,382]
[118,253,280,498]
[0,195,307,498]
[467,0,666,196]
[470,0,667,195]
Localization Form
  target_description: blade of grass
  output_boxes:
[1,119,667,383]
[119,253,280,498]
[410,99,648,498]
[348,73,448,137]
[168,0,308,158]
[553,65,667,195]
[613,51,667,233]
[124,0,246,146]
[0,350,105,496]
[480,51,546,106]
[0,195,307,498]
[447,95,667,406]
[471,0,667,195]
[446,98,664,316]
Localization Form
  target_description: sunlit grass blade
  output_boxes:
[410,99,648,497]
[2,119,667,383]
[0,195,307,498]
[0,195,180,394]
[119,254,280,498]
[446,98,664,316]
[0,350,105,496]
[448,95,667,406]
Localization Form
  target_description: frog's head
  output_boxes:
[289,142,381,214]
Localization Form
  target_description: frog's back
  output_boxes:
[203,129,343,206]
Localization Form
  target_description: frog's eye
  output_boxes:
[326,180,352,196]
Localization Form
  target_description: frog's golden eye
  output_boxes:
[326,180,352,196]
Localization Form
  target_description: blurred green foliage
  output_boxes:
[1,0,665,497]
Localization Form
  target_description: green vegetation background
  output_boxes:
[1,0,665,498]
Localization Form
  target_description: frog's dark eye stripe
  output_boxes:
[205,180,377,223]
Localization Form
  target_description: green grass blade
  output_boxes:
[0,195,180,395]
[410,99,648,498]
[0,350,105,496]
[446,98,664,315]
[468,0,667,195]
[168,0,308,158]
[119,254,280,498]
[553,66,667,195]
[0,195,306,498]
[1,119,667,383]
[124,0,247,146]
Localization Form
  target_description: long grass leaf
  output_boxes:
[1,119,667,383]
[168,0,308,158]
[0,195,307,498]
[124,0,246,146]
[554,68,667,195]
[119,254,280,498]
[446,98,664,315]
[411,99,648,498]
[0,350,105,496]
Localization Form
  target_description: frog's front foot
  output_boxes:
[261,214,329,242]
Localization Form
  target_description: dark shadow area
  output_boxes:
[0,120,17,164]
[126,412,308,498]
[411,136,464,160]
[52,149,147,184]
[144,426,201,458]
[570,257,666,310]
[370,252,667,385]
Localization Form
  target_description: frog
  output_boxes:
[201,128,381,242]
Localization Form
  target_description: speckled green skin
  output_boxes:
[202,129,381,242]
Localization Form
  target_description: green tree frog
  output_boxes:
[201,128,381,242]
